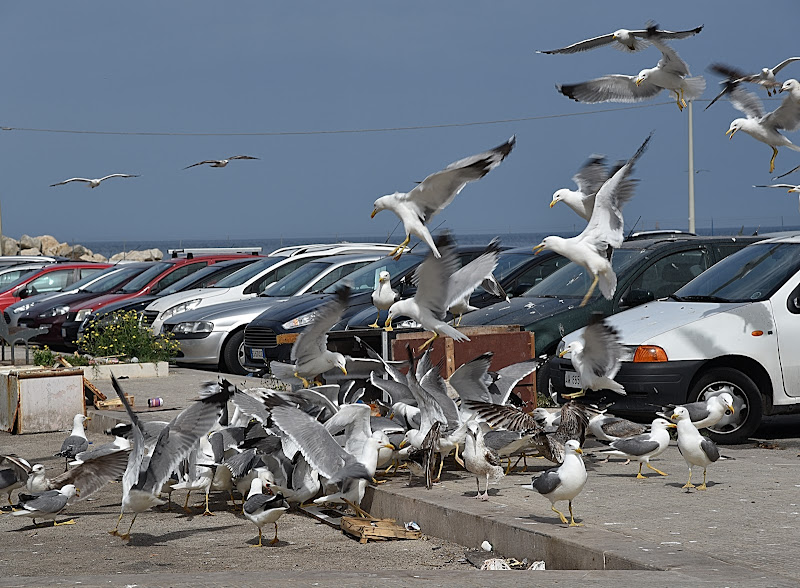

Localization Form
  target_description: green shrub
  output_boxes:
[78,310,180,363]
[33,346,57,367]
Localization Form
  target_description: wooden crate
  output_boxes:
[0,367,86,433]
[391,325,537,409]
[340,516,422,544]
[95,395,134,410]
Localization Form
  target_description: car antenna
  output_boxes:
[385,220,402,244]
[625,216,642,240]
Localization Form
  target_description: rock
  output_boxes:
[18,235,41,251]
[55,243,74,256]
[1,236,18,255]
[19,247,42,256]
[110,248,162,262]
[38,235,61,255]
[64,244,92,260]
[79,252,107,262]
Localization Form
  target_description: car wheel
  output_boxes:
[688,368,763,445]
[222,330,249,376]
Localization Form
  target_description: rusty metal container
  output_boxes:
[0,367,85,433]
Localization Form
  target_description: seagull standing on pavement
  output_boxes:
[461,421,504,501]
[596,418,676,478]
[371,136,515,260]
[50,174,138,188]
[528,440,587,526]
[672,406,720,491]
[242,478,289,547]
[12,485,79,527]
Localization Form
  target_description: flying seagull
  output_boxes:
[558,313,626,399]
[184,155,259,169]
[706,59,800,109]
[50,174,138,188]
[534,134,651,307]
[754,183,800,212]
[558,37,705,111]
[371,136,515,259]
[538,23,703,54]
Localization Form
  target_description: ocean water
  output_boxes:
[81,226,800,259]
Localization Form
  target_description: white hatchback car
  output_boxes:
[551,234,800,443]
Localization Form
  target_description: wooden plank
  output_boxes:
[56,356,74,368]
[84,378,107,403]
[340,516,422,544]
[96,395,134,410]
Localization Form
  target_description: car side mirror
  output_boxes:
[619,288,654,308]
[17,286,29,299]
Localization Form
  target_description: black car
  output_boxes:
[344,247,567,329]
[460,235,768,391]
[242,246,496,370]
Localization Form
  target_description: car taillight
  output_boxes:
[633,345,668,362]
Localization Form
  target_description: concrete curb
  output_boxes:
[83,361,169,380]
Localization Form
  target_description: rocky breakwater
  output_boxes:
[1,234,162,263]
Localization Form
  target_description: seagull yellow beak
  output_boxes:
[383,443,396,450]
[635,78,643,87]
[75,488,81,497]
[727,404,735,414]
[371,208,378,218]
[725,128,736,140]
[339,366,348,375]
[575,448,583,455]
[549,200,557,208]
[532,243,546,255]
[398,439,408,449]
[558,349,568,357]
[671,413,680,421]
[666,423,677,429]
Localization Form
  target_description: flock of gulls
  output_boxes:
[1,20,793,549]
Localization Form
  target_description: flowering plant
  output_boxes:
[77,310,180,363]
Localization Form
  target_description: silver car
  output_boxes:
[161,252,385,374]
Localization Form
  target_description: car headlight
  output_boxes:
[38,305,70,318]
[282,311,317,330]
[556,340,566,357]
[172,321,214,335]
[13,302,35,314]
[75,309,93,323]
[161,299,202,322]
[619,345,637,362]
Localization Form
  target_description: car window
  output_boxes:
[79,267,105,279]
[215,257,283,288]
[26,269,74,294]
[524,249,640,299]
[0,268,42,290]
[508,256,570,296]
[150,262,208,294]
[261,261,331,297]
[622,249,710,303]
[324,255,422,294]
[121,262,172,293]
[83,266,148,293]
[160,259,256,295]
[247,258,315,295]
[310,261,374,293]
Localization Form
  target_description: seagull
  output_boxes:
[460,421,504,501]
[385,232,499,350]
[50,174,138,188]
[25,464,49,494]
[447,238,507,325]
[533,133,651,307]
[289,284,350,387]
[183,155,259,169]
[660,392,735,430]
[706,59,800,106]
[368,270,399,328]
[596,418,676,478]
[371,136,515,259]
[672,406,720,491]
[754,183,800,211]
[586,408,647,442]
[12,484,79,527]
[549,156,609,221]
[1,455,32,507]
[538,23,703,54]
[55,414,90,472]
[722,80,800,173]
[558,36,705,111]
[527,440,587,526]
[557,313,625,399]
[242,478,289,547]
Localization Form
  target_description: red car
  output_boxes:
[61,255,256,345]
[0,263,112,311]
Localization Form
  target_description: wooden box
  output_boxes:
[341,516,422,544]
[0,367,86,433]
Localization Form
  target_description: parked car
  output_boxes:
[550,234,800,444]
[82,257,265,328]
[345,247,567,329]
[13,263,156,349]
[145,248,389,335]
[162,253,392,374]
[0,255,68,270]
[241,245,498,371]
[63,255,254,348]
[460,235,769,391]
[0,262,111,312]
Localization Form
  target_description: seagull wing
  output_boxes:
[270,405,352,480]
[764,94,800,132]
[572,156,609,196]
[579,315,623,380]
[488,358,542,404]
[558,75,663,104]
[650,38,690,77]
[19,489,69,514]
[636,24,703,41]
[607,435,660,456]
[48,449,130,501]
[448,353,493,403]
[111,375,147,497]
[291,285,350,364]
[401,136,515,224]
[99,174,138,181]
[771,57,800,75]
[369,371,417,406]
[464,400,538,432]
[729,84,765,120]
[537,32,619,55]
[754,184,798,189]
[446,239,501,309]
[183,160,217,169]
[412,234,460,320]
[231,389,274,424]
[227,155,259,160]
[50,178,90,187]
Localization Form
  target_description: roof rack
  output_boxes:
[168,247,262,259]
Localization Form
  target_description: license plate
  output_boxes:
[250,348,264,360]
[564,370,582,388]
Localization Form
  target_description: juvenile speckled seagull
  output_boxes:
[371,136,515,260]
[184,155,259,169]
[538,23,702,54]
[558,34,705,111]
[558,314,625,399]
[369,271,399,328]
[50,174,138,188]
[534,134,651,307]
[672,406,720,491]
[461,421,504,501]
[528,439,587,527]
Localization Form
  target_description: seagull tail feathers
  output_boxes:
[683,76,706,100]
[436,323,471,342]
[598,268,617,300]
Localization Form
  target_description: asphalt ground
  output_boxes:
[1,367,799,587]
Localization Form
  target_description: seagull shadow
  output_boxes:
[665,480,717,490]
[460,488,501,499]
[125,523,240,547]
[243,537,288,548]
[519,512,577,527]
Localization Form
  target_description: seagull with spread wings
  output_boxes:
[534,134,651,307]
[371,136,515,260]
[538,23,702,54]
[50,174,138,188]
[558,313,625,399]
[184,155,259,169]
[754,183,800,211]
[706,59,800,108]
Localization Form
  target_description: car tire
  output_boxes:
[688,367,763,445]
[222,330,249,376]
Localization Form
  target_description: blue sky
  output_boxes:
[2,1,799,243]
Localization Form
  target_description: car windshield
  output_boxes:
[494,252,538,281]
[675,242,800,302]
[262,261,331,297]
[1,267,48,290]
[82,265,148,293]
[323,254,422,294]
[214,257,283,288]
[159,259,256,295]
[120,262,172,293]
[524,249,640,298]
